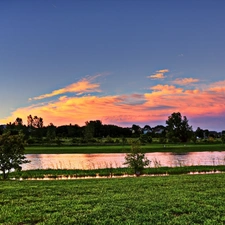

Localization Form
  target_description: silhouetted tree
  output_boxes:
[166,112,193,143]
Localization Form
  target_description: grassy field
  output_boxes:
[25,143,225,154]
[1,174,225,224]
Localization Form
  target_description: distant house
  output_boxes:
[152,126,165,134]
[142,125,152,134]
[208,131,220,138]
[0,124,6,129]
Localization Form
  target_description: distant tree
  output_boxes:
[84,121,95,141]
[124,141,150,175]
[195,127,204,139]
[0,132,30,179]
[46,123,56,141]
[131,124,141,137]
[221,135,225,144]
[27,115,43,128]
[166,112,193,143]
[14,117,23,126]
[27,115,33,127]
[139,133,152,144]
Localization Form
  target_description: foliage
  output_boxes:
[222,135,225,144]
[0,132,30,179]
[166,112,193,143]
[139,133,152,144]
[124,141,150,175]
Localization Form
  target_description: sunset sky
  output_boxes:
[1,0,225,131]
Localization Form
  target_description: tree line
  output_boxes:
[0,112,225,145]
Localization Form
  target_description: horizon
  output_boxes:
[1,1,225,132]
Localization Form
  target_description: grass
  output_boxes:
[25,143,225,154]
[7,165,225,179]
[1,174,225,224]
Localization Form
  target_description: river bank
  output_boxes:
[8,165,225,180]
[25,143,225,154]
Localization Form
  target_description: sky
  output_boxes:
[0,0,225,131]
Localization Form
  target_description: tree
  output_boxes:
[139,133,152,144]
[14,117,23,126]
[166,112,193,143]
[27,115,43,128]
[222,135,225,144]
[124,141,150,175]
[0,132,30,179]
[195,127,204,139]
[46,123,56,141]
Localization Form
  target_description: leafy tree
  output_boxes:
[221,135,225,144]
[84,121,95,141]
[195,127,204,139]
[139,133,152,144]
[46,123,56,141]
[124,141,150,175]
[166,112,193,143]
[0,132,30,179]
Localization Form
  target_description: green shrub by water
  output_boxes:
[7,165,225,180]
[1,174,225,224]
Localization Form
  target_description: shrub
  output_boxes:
[123,141,150,175]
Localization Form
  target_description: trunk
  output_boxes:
[1,169,8,180]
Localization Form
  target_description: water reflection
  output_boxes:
[23,151,225,170]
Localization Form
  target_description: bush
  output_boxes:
[123,141,150,175]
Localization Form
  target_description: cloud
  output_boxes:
[1,76,225,130]
[150,85,183,94]
[209,80,225,92]
[29,75,101,101]
[147,69,169,79]
[172,78,199,86]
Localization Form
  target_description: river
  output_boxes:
[22,151,225,170]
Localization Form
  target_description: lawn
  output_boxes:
[1,174,225,224]
[24,143,225,154]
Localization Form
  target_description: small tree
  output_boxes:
[0,132,30,179]
[124,141,150,175]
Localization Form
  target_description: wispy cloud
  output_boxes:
[29,75,101,101]
[172,78,199,86]
[147,69,169,79]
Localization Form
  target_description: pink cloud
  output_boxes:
[172,78,199,86]
[1,78,225,128]
[147,69,169,79]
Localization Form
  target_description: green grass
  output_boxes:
[7,165,225,179]
[25,143,225,154]
[1,174,225,224]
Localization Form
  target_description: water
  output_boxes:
[22,151,225,170]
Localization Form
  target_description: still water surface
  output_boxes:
[23,151,225,170]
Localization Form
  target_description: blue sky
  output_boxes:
[1,0,225,131]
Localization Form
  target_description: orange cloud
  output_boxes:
[150,85,183,94]
[147,69,169,79]
[172,78,199,86]
[29,75,101,101]
[1,78,225,128]
[209,80,225,92]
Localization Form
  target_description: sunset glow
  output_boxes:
[1,1,225,131]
